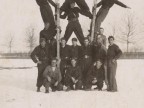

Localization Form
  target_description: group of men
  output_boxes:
[31,30,122,93]
[30,0,126,93]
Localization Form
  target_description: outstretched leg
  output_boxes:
[64,22,74,42]
[73,21,85,45]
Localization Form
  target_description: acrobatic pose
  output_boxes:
[60,2,92,45]
[60,0,92,16]
[92,0,131,35]
[36,0,57,41]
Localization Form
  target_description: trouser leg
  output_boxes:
[96,81,103,90]
[108,63,117,91]
[64,22,74,42]
[94,8,109,34]
[73,21,85,46]
[43,78,51,91]
[37,64,46,88]
[60,60,67,85]
[75,80,82,90]
[81,58,92,87]
[56,83,63,91]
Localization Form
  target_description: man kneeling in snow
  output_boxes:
[43,58,63,93]
[64,58,82,91]
[86,60,105,91]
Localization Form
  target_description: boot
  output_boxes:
[37,87,41,92]
[45,89,49,93]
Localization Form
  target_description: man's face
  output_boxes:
[71,59,76,66]
[96,61,102,69]
[108,38,114,45]
[84,39,89,46]
[40,41,46,47]
[70,2,75,8]
[100,28,104,34]
[61,39,66,46]
[51,60,57,67]
[72,41,77,46]
[97,35,102,44]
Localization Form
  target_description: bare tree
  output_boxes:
[6,34,14,53]
[117,12,138,52]
[25,25,37,53]
[108,22,117,37]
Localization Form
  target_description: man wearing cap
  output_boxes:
[60,2,92,46]
[65,58,82,91]
[60,38,71,85]
[69,38,82,63]
[81,38,93,88]
[43,58,63,93]
[31,38,51,92]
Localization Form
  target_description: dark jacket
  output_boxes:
[60,45,70,60]
[107,44,122,60]
[31,45,51,64]
[43,66,62,83]
[60,7,92,20]
[66,65,82,81]
[93,44,107,64]
[87,65,104,82]
[97,0,127,9]
[81,45,93,58]
[69,45,82,60]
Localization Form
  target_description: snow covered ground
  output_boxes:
[0,59,144,108]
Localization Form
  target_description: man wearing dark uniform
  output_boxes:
[60,38,70,85]
[86,60,105,90]
[65,58,82,91]
[31,38,51,92]
[43,58,63,93]
[60,2,92,45]
[81,38,93,88]
[107,36,122,92]
[93,35,108,89]
[36,0,57,41]
[69,38,82,63]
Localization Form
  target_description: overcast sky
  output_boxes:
[0,0,144,52]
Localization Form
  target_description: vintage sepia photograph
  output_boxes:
[0,0,144,108]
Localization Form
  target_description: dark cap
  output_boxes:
[72,38,77,42]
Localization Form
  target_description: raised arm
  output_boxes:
[76,7,93,19]
[114,0,129,8]
[48,0,57,8]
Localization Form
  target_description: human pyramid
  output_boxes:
[31,0,130,93]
